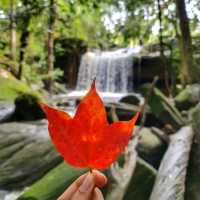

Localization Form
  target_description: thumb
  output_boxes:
[71,173,95,200]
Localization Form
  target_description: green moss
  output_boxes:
[123,158,156,200]
[0,72,30,100]
[139,84,184,129]
[17,162,87,200]
[175,89,189,103]
[175,88,195,110]
[0,70,45,120]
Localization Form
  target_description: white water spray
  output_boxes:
[76,48,140,92]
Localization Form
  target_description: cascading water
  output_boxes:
[76,48,140,93]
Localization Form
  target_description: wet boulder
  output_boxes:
[0,120,62,189]
[0,101,15,123]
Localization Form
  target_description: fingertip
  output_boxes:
[92,170,107,188]
[93,187,104,200]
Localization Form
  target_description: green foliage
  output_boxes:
[0,69,30,100]
[0,0,200,85]
[0,0,116,86]
[54,0,111,47]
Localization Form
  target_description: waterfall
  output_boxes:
[76,48,139,93]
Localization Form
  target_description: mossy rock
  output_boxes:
[0,69,30,101]
[175,88,190,110]
[123,158,157,200]
[119,94,141,106]
[175,84,200,111]
[17,162,87,200]
[17,158,156,200]
[139,84,185,129]
[13,93,45,121]
[0,69,44,121]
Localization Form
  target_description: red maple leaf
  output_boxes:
[40,81,139,169]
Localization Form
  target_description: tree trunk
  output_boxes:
[6,0,17,76]
[17,27,29,80]
[175,0,198,83]
[10,0,16,61]
[17,2,31,80]
[157,0,171,96]
[157,0,164,57]
[47,0,56,92]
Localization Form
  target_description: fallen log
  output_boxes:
[149,126,194,200]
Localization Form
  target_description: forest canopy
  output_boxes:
[0,0,200,88]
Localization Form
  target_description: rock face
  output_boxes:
[133,55,168,87]
[54,37,87,87]
[185,104,200,200]
[0,120,62,189]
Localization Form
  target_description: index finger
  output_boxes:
[57,170,107,200]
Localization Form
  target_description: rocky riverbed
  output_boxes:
[1,83,200,200]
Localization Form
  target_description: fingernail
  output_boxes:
[79,174,94,193]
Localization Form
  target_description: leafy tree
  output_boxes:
[16,0,46,79]
[175,0,200,83]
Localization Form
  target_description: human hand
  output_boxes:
[57,170,107,200]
